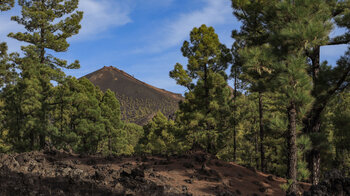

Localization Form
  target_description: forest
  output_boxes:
[0,0,350,195]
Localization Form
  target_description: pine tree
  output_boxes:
[277,54,313,193]
[0,0,15,88]
[123,122,144,155]
[231,0,273,171]
[304,48,350,183]
[230,43,243,162]
[0,44,16,141]
[100,89,123,155]
[0,44,16,90]
[331,90,350,176]
[231,1,331,193]
[217,92,255,163]
[2,51,43,151]
[231,0,350,185]
[9,0,82,68]
[0,0,14,11]
[232,43,272,172]
[170,24,232,154]
[266,0,331,192]
[264,92,289,177]
[69,78,104,153]
[6,0,83,149]
[0,99,11,152]
[138,112,176,155]
[50,76,76,148]
[301,1,350,184]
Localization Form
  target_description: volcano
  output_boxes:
[83,66,183,125]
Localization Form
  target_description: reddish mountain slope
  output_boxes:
[83,66,183,125]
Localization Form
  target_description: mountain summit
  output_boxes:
[83,66,182,125]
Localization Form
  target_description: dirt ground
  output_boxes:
[0,150,310,196]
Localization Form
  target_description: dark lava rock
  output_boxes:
[120,167,144,179]
[157,160,172,165]
[183,162,194,169]
[235,189,241,195]
[215,161,223,167]
[194,154,207,163]
[267,175,274,181]
[184,179,193,184]
[92,171,106,181]
[87,158,97,165]
[216,191,237,196]
[131,168,145,178]
[252,180,262,187]
[0,151,188,196]
[14,154,29,166]
[195,168,222,182]
[105,155,116,162]
[0,166,115,196]
[259,187,267,193]
[120,168,132,177]
[141,156,148,162]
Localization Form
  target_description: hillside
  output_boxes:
[83,66,183,125]
[0,150,311,195]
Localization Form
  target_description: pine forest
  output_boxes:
[0,0,350,195]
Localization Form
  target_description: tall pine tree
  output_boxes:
[170,25,232,154]
[4,0,83,149]
[231,0,331,193]
[231,0,273,172]
[100,89,123,155]
[303,1,350,184]
[2,49,43,151]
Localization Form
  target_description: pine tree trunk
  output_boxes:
[233,67,238,161]
[39,25,47,150]
[204,65,209,113]
[308,115,322,184]
[306,46,321,185]
[311,47,320,84]
[255,126,259,170]
[287,102,298,194]
[40,94,46,149]
[39,81,48,149]
[304,110,322,185]
[233,124,237,161]
[253,115,259,170]
[60,95,64,143]
[311,149,320,185]
[258,92,265,172]
[203,64,211,153]
[306,49,350,184]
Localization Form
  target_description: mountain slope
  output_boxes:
[83,66,183,125]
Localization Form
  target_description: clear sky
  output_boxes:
[0,0,347,94]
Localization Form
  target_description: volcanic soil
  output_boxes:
[0,149,310,196]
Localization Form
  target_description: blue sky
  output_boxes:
[0,0,348,94]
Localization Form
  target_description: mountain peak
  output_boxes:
[83,66,182,125]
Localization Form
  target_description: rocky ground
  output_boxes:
[0,149,310,196]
